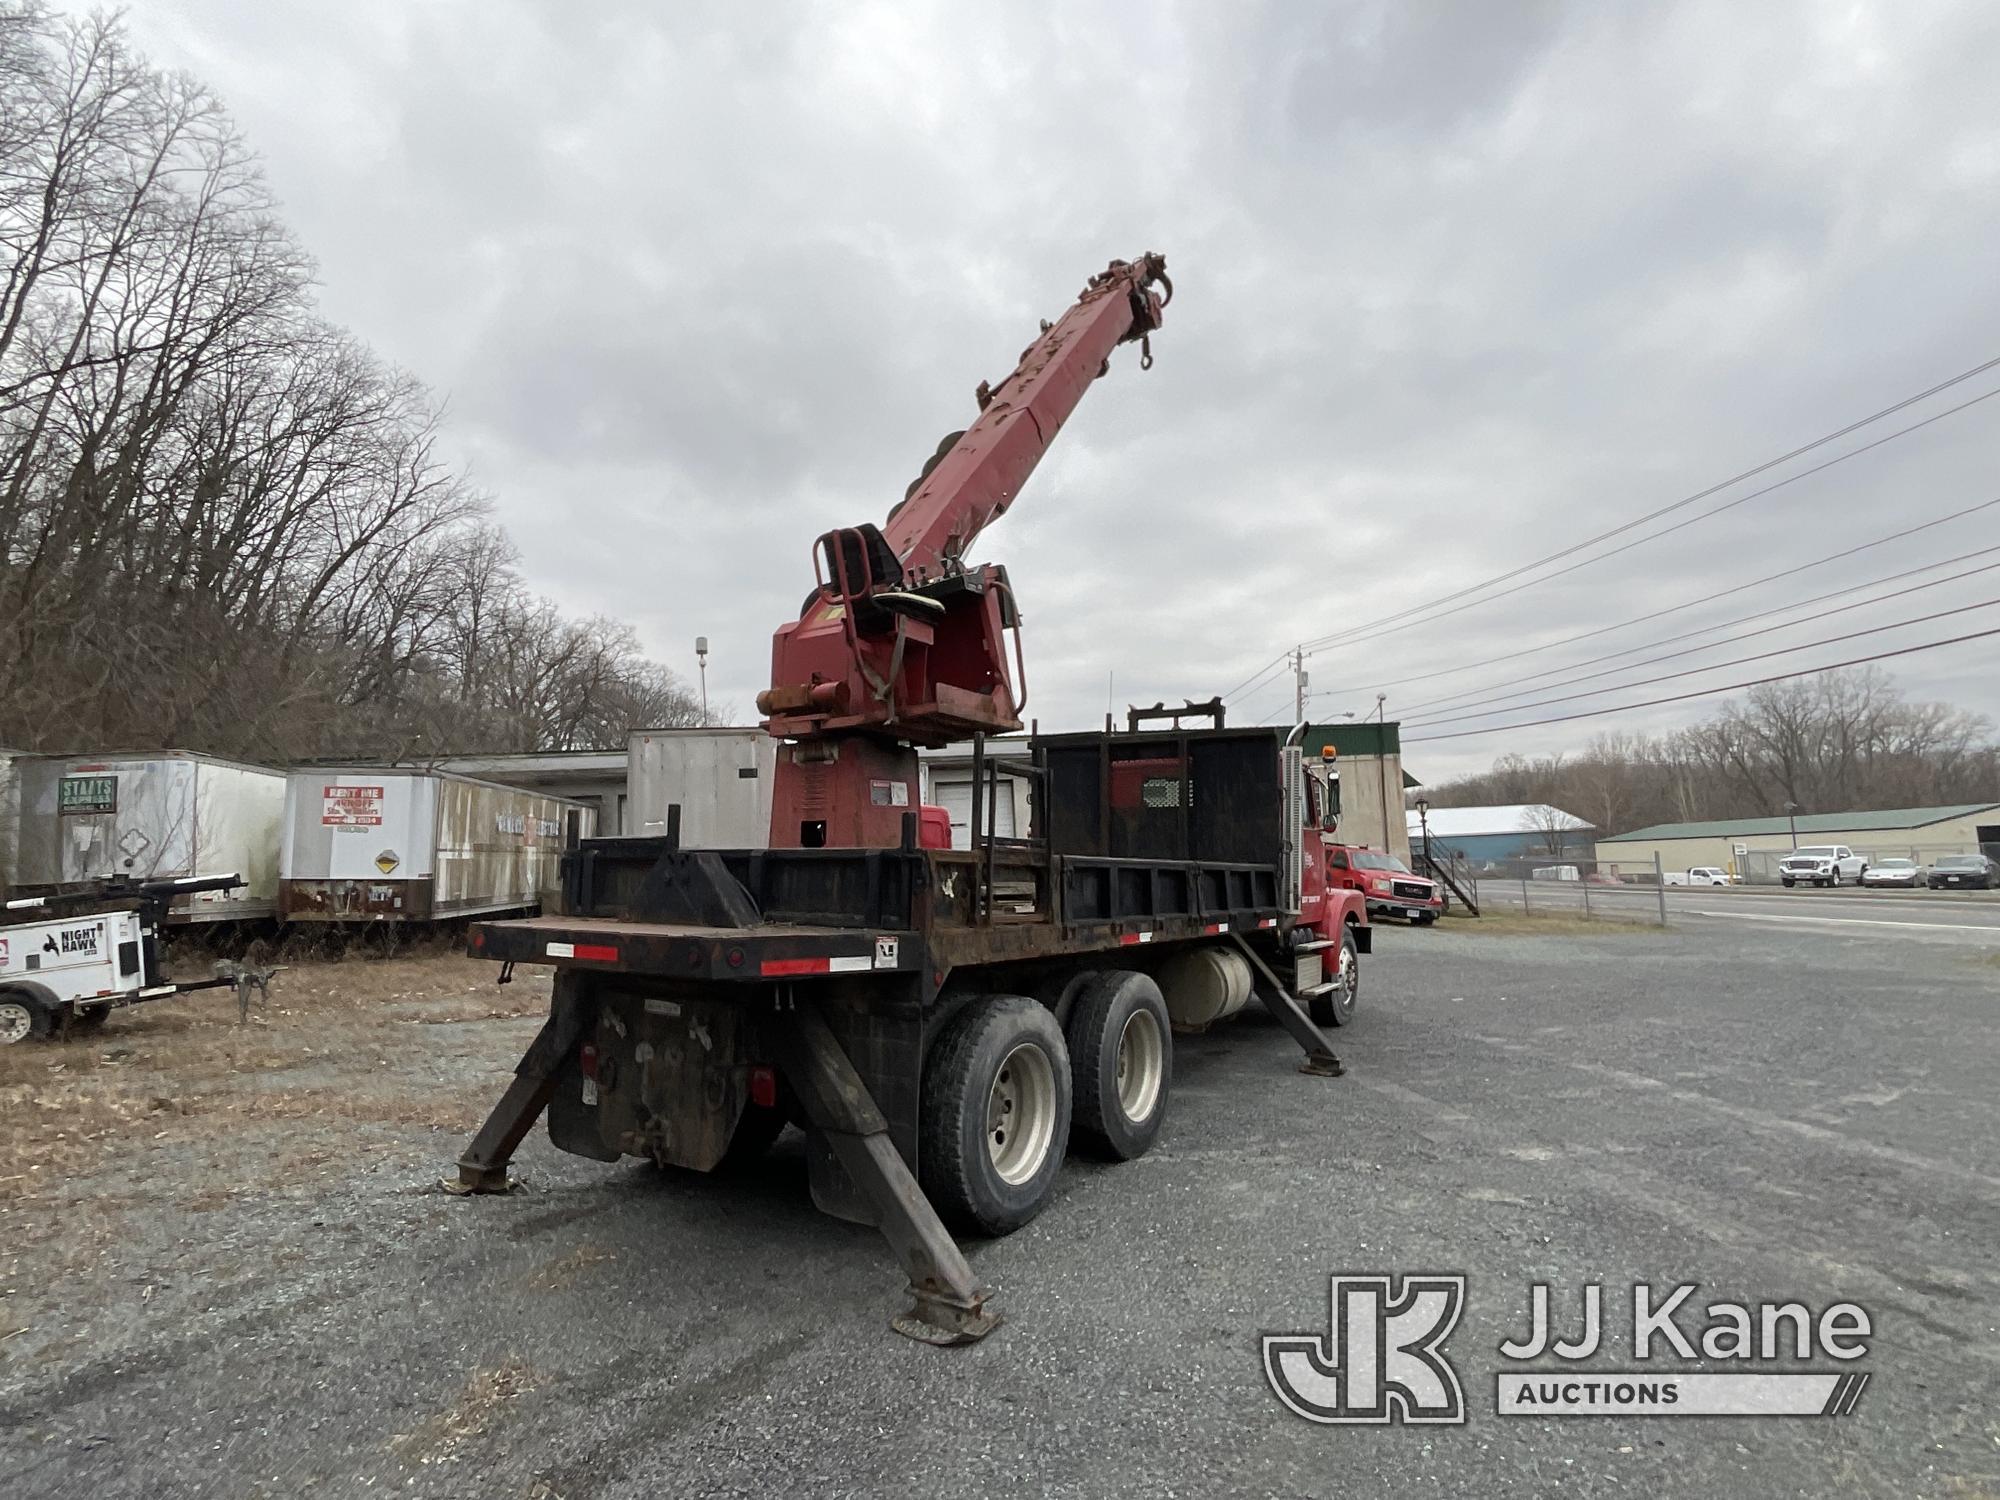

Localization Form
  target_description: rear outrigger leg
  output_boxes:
[1229,934,1346,1077]
[445,996,592,1194]
[768,1005,999,1346]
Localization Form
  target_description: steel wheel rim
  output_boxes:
[1115,1007,1164,1124]
[1337,943,1357,1009]
[986,1041,1058,1185]
[0,1002,30,1045]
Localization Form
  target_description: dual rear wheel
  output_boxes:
[918,973,1174,1235]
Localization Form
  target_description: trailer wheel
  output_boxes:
[1065,970,1171,1160]
[920,994,1070,1235]
[0,992,51,1045]
[1309,928,1361,1028]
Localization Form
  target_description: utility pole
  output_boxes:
[1292,646,1308,723]
[695,636,710,727]
[1374,692,1391,851]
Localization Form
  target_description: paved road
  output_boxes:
[1484,879,2000,941]
[4,920,1996,1497]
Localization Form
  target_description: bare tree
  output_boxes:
[0,6,691,763]
[1428,668,2000,835]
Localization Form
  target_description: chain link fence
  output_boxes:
[1470,854,1673,926]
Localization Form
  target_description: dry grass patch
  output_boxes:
[1442,907,1663,937]
[391,1356,544,1465]
[0,951,545,1212]
[516,1242,616,1292]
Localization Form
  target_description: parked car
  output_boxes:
[1664,866,1732,886]
[1326,845,1443,924]
[1860,858,1925,888]
[1926,854,1997,890]
[1778,845,1868,887]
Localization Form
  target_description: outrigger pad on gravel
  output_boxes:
[439,1167,527,1196]
[892,1296,1001,1346]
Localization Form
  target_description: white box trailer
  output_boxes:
[627,728,776,848]
[279,769,594,922]
[9,752,284,922]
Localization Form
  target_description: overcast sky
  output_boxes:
[107,1,2000,779]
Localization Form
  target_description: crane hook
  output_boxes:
[1140,332,1153,372]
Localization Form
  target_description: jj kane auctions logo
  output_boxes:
[1265,1276,1872,1423]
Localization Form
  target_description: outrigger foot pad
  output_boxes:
[1298,1050,1346,1078]
[440,1162,526,1195]
[892,1286,1002,1346]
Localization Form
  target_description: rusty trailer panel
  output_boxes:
[280,768,594,923]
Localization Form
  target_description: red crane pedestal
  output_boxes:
[759,252,1171,851]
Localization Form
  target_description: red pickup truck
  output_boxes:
[1326,844,1443,925]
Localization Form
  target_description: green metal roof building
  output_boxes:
[1597,803,2000,875]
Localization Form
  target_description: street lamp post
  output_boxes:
[1415,792,1432,875]
[695,636,709,727]
[1784,800,1799,849]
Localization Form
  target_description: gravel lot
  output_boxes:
[2,918,1995,1498]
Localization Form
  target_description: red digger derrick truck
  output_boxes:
[449,252,1370,1343]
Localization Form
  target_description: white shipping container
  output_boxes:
[9,752,284,921]
[627,728,776,848]
[280,768,594,921]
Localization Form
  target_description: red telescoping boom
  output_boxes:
[757,252,1172,849]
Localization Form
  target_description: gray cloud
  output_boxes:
[116,0,2000,777]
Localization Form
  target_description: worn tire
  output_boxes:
[1308,927,1361,1028]
[1781,878,1795,888]
[1065,971,1171,1161]
[919,994,1070,1236]
[0,991,53,1045]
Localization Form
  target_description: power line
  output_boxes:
[1294,382,2000,657]
[1289,354,2000,652]
[1220,649,1293,706]
[1308,491,2000,704]
[1397,547,2000,722]
[1222,354,2000,709]
[1406,595,2000,729]
[1403,624,2000,744]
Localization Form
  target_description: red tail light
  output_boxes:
[579,1043,599,1081]
[749,1065,778,1109]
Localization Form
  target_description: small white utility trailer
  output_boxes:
[0,875,246,1043]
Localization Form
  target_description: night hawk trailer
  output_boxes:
[279,769,595,922]
[0,874,251,1044]
[9,752,285,922]
[451,724,1368,1342]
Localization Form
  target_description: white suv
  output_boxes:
[1778,845,1868,888]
